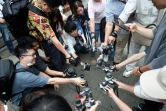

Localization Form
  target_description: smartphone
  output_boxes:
[112,20,129,31]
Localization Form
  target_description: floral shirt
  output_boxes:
[27,0,55,41]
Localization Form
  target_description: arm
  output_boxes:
[113,80,135,94]
[44,67,64,77]
[106,88,132,111]
[104,21,114,44]
[90,18,95,45]
[126,23,154,40]
[116,51,146,70]
[47,77,85,87]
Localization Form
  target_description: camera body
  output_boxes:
[64,44,68,49]
[75,99,85,111]
[64,68,77,78]
[105,72,114,84]
[69,59,79,67]
[80,87,95,108]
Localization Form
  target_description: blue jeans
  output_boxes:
[91,23,100,57]
[0,23,14,53]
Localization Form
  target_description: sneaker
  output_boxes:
[123,70,132,77]
[138,103,145,110]
[132,107,142,111]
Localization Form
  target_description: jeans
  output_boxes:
[0,23,14,53]
[90,23,100,57]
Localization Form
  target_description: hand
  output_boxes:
[131,67,141,76]
[105,87,115,98]
[108,35,116,44]
[0,18,6,23]
[66,55,72,64]
[43,57,50,62]
[62,72,66,77]
[84,40,87,46]
[92,38,96,46]
[125,23,137,33]
[84,20,88,26]
[100,42,107,47]
[54,84,60,91]
[73,77,86,87]
[85,101,99,111]
[112,79,124,89]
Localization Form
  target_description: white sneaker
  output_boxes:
[123,70,132,77]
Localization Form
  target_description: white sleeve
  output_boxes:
[119,0,137,23]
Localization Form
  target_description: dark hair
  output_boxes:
[19,91,45,111]
[25,95,72,111]
[43,0,62,9]
[72,1,84,18]
[100,17,106,33]
[64,21,76,33]
[14,44,34,58]
[19,36,38,45]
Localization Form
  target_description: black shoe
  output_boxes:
[138,103,145,110]
[83,63,91,71]
[132,107,142,111]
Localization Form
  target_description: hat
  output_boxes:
[140,66,166,99]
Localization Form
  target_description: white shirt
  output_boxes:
[0,0,4,18]
[64,32,76,54]
[119,0,159,26]
[134,81,160,102]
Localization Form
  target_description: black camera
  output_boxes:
[64,68,77,78]
[83,63,91,71]
[69,59,78,67]
[75,99,85,111]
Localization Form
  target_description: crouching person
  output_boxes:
[64,21,90,71]
[12,44,85,106]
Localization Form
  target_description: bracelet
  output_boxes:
[139,67,143,73]
[111,30,118,38]
[91,36,95,39]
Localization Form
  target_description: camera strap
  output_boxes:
[113,83,119,97]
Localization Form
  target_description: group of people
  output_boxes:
[0,0,166,111]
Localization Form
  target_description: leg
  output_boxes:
[125,40,142,72]
[114,33,129,63]
[95,23,100,43]
[41,41,63,71]
[0,23,14,53]
[144,100,164,111]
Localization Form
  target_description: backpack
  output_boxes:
[0,59,34,101]
[2,0,47,39]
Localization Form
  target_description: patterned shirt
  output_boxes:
[27,0,55,41]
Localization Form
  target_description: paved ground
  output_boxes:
[1,0,166,110]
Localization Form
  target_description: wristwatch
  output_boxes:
[111,30,118,38]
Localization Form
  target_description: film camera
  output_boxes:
[97,44,114,66]
[75,87,101,110]
[63,68,77,78]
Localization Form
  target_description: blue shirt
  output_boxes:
[11,63,49,106]
[105,0,126,22]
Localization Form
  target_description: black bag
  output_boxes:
[2,0,47,39]
[0,59,15,101]
[2,0,30,38]
[0,59,34,101]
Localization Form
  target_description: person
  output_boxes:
[22,94,99,111]
[70,1,89,46]
[27,0,71,71]
[19,36,66,77]
[64,21,90,70]
[12,44,85,106]
[49,9,65,44]
[112,66,166,111]
[68,0,82,14]
[0,0,14,55]
[103,0,132,66]
[19,91,45,111]
[108,0,160,77]
[88,0,106,62]
[106,88,132,111]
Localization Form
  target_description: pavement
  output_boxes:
[0,0,166,110]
